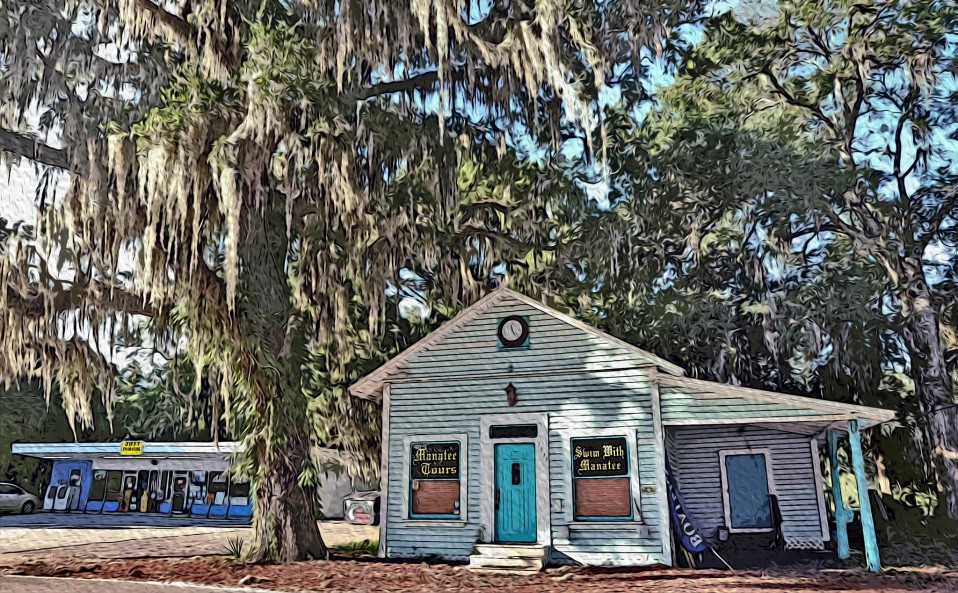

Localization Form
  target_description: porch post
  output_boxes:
[848,419,881,572]
[826,429,850,560]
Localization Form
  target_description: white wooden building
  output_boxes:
[349,287,893,571]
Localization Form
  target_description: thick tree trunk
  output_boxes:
[901,256,958,521]
[240,197,328,562]
[250,436,328,562]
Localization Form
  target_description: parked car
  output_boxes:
[0,482,40,514]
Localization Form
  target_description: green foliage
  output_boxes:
[536,0,958,519]
[332,539,379,556]
[225,536,248,560]
[0,382,114,490]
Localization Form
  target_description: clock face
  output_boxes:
[497,316,529,348]
[502,320,523,341]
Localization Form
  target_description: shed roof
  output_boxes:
[659,376,896,430]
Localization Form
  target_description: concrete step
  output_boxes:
[469,544,545,574]
[468,556,543,572]
[473,543,544,558]
[467,566,543,574]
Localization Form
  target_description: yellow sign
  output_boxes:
[120,441,143,456]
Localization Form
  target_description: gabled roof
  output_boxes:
[349,286,684,401]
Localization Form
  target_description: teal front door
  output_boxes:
[494,443,537,543]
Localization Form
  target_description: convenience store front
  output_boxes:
[12,441,253,519]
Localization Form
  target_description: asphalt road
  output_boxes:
[0,575,281,593]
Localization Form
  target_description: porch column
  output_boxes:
[826,429,850,560]
[848,419,881,573]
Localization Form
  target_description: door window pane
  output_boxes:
[724,453,772,529]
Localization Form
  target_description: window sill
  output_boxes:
[401,519,468,528]
[568,521,646,531]
[726,527,774,534]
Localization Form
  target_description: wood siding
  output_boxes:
[384,294,669,565]
[667,425,825,548]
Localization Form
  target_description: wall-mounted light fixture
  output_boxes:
[505,383,518,406]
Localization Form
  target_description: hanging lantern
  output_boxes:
[505,383,518,406]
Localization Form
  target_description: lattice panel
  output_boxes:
[785,536,825,550]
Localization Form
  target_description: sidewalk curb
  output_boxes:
[0,574,312,593]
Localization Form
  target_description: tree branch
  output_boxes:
[893,84,919,220]
[353,70,440,101]
[133,0,232,75]
[806,27,832,59]
[0,129,72,171]
[761,65,838,135]
[4,278,157,319]
[134,0,192,42]
[919,189,958,249]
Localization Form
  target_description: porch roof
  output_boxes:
[659,375,895,433]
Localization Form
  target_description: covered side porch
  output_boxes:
[658,376,895,572]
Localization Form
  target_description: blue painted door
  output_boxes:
[494,443,537,543]
[724,453,772,529]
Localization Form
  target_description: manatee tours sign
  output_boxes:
[573,437,628,477]
[411,442,460,478]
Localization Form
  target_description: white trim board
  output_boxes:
[377,384,391,557]
[663,415,852,426]
[650,381,673,565]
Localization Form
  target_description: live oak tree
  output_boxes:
[0,0,701,562]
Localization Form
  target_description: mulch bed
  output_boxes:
[4,554,958,593]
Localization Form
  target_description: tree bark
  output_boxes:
[900,255,958,520]
[240,193,328,562]
[0,129,71,171]
[250,435,328,562]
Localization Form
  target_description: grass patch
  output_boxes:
[332,539,379,556]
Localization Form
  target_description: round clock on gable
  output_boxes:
[497,315,529,348]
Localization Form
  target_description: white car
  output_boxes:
[0,482,40,514]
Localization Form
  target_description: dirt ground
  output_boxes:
[0,514,377,565]
[4,555,958,593]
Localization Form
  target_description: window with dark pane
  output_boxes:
[724,453,773,530]
[105,471,123,501]
[409,441,461,519]
[89,470,107,500]
[571,436,633,520]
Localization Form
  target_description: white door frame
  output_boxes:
[478,412,551,546]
